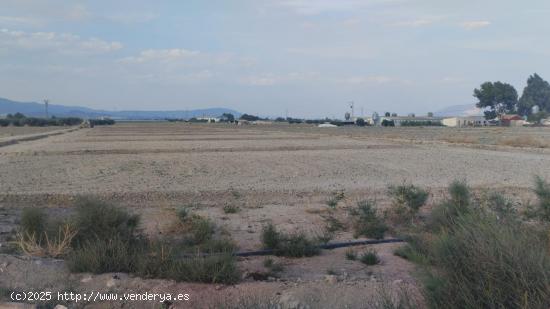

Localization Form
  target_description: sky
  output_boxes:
[1,0,550,118]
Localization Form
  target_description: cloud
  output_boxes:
[119,49,199,64]
[243,72,321,86]
[0,28,123,54]
[339,75,395,85]
[459,20,490,30]
[276,0,398,15]
[0,16,44,27]
[391,19,436,27]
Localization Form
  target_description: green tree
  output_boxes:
[474,82,518,119]
[221,113,235,122]
[355,118,366,126]
[384,112,391,117]
[518,73,550,116]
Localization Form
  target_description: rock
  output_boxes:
[54,305,68,309]
[106,278,117,288]
[80,275,92,283]
[393,279,403,285]
[324,275,338,284]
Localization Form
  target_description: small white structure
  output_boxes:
[542,118,550,126]
[442,116,489,127]
[318,123,337,128]
[197,117,220,123]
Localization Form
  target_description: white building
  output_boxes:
[378,116,443,126]
[442,116,489,127]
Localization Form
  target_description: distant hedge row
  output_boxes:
[0,116,82,127]
[0,113,115,127]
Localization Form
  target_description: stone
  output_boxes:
[324,275,338,284]
[80,275,92,283]
[106,278,116,288]
[54,305,68,309]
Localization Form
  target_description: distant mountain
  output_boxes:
[434,104,483,117]
[0,97,241,120]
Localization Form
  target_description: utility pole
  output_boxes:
[349,101,355,119]
[44,99,49,118]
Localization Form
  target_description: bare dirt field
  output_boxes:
[1,122,549,308]
[0,125,64,138]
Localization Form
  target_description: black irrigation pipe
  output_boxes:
[234,238,404,257]
[177,238,404,258]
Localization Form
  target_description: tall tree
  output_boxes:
[518,73,550,116]
[474,81,518,119]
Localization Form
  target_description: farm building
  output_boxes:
[500,114,524,127]
[442,116,489,127]
[377,116,443,126]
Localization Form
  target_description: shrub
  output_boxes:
[325,216,344,232]
[428,180,473,230]
[72,197,139,245]
[176,206,189,222]
[534,176,550,221]
[404,181,550,309]
[359,249,380,265]
[387,184,428,213]
[326,190,345,209]
[260,224,321,257]
[261,223,281,249]
[67,236,143,273]
[345,248,357,260]
[421,212,550,308]
[188,215,215,244]
[223,204,239,214]
[20,208,47,241]
[350,201,388,239]
[448,180,471,211]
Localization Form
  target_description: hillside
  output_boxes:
[0,97,241,120]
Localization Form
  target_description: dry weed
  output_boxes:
[16,224,77,258]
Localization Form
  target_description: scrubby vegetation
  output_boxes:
[261,223,321,257]
[350,201,388,239]
[397,178,550,309]
[16,198,239,284]
[387,184,429,226]
[326,190,345,209]
[359,249,380,265]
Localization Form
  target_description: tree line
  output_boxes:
[0,113,115,127]
[475,73,550,121]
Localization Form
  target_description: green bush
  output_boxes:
[387,184,428,213]
[20,208,47,241]
[72,197,139,245]
[428,180,472,230]
[423,212,550,308]
[187,215,215,244]
[534,176,550,221]
[260,224,320,257]
[67,236,143,273]
[350,201,388,239]
[223,204,239,214]
[176,206,189,222]
[404,180,550,309]
[66,198,239,284]
[261,223,281,249]
[359,249,380,265]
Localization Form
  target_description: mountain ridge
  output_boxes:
[0,97,241,120]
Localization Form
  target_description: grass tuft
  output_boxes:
[359,249,380,265]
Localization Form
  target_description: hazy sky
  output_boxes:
[1,0,549,118]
